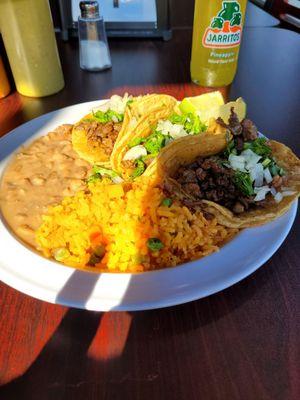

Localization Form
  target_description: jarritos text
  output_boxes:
[202,1,243,49]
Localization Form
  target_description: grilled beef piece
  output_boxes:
[217,108,258,146]
[235,136,245,151]
[182,183,202,198]
[232,201,245,214]
[228,108,243,136]
[241,118,258,141]
[179,169,198,183]
[195,167,207,180]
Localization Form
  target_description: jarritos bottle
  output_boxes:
[191,0,247,87]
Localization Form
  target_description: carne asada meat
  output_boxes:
[171,155,257,214]
[217,107,258,150]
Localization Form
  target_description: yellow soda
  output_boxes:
[191,0,248,87]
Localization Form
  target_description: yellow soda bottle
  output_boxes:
[191,0,248,87]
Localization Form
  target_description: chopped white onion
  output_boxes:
[170,124,188,139]
[254,186,271,201]
[270,186,277,196]
[263,168,273,184]
[241,149,261,169]
[228,154,246,172]
[156,119,172,135]
[92,94,130,114]
[249,163,264,185]
[254,185,270,193]
[156,119,188,139]
[112,176,124,184]
[274,192,283,203]
[123,145,147,161]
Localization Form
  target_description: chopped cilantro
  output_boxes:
[233,171,254,196]
[270,162,285,177]
[243,138,271,157]
[262,158,272,167]
[147,238,164,251]
[279,167,285,176]
[224,140,236,157]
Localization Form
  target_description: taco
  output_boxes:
[110,94,178,178]
[149,108,300,228]
[111,93,245,180]
[71,94,164,165]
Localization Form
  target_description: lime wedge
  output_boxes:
[179,91,225,123]
[218,97,246,123]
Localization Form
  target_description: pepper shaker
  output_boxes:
[78,1,112,71]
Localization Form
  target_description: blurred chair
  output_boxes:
[251,0,300,31]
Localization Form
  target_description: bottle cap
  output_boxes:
[80,1,100,18]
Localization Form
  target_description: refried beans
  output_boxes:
[0,124,91,247]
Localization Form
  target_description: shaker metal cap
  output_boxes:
[80,1,100,18]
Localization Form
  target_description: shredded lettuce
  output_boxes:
[93,109,124,123]
[88,166,122,183]
[169,113,206,134]
[128,136,145,148]
[144,131,167,154]
[128,131,167,157]
[130,159,146,179]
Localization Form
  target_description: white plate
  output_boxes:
[0,101,297,311]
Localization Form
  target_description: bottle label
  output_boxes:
[202,1,243,49]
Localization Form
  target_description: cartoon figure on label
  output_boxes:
[202,1,243,48]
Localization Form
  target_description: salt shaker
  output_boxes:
[78,1,112,71]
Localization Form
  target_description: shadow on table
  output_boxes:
[0,259,274,400]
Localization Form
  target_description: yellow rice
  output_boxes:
[36,177,239,272]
